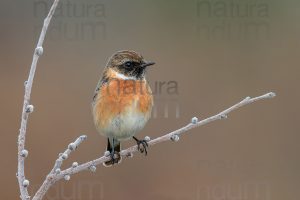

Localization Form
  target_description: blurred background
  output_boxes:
[0,0,299,199]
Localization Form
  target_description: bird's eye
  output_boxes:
[124,61,133,68]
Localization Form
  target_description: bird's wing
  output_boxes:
[92,74,109,106]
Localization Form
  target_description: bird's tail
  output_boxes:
[103,138,122,167]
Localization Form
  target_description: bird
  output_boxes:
[92,50,154,167]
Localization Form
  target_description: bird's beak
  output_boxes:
[140,61,155,68]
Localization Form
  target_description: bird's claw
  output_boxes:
[109,152,117,164]
[105,150,120,166]
[133,137,148,156]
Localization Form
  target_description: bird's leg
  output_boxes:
[110,150,117,164]
[111,138,121,164]
[106,138,117,165]
[132,136,149,155]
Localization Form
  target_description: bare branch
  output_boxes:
[32,135,87,200]
[31,92,276,200]
[52,135,87,172]
[17,0,61,200]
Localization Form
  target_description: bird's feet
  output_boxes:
[103,150,121,167]
[132,136,149,155]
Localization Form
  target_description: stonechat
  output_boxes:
[92,50,154,167]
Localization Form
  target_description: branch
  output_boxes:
[17,0,61,200]
[31,92,276,200]
[32,135,87,200]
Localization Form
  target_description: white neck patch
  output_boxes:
[113,70,137,80]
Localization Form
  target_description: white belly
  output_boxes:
[100,106,150,141]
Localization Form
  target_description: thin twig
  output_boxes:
[52,135,87,172]
[31,92,276,200]
[32,135,87,200]
[17,0,61,200]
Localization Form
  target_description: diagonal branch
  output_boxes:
[32,135,87,200]
[17,0,61,200]
[51,135,87,173]
[31,92,276,200]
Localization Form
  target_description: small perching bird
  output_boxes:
[92,50,155,167]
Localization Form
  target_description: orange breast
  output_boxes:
[93,79,153,130]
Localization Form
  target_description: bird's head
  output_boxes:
[106,50,155,80]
